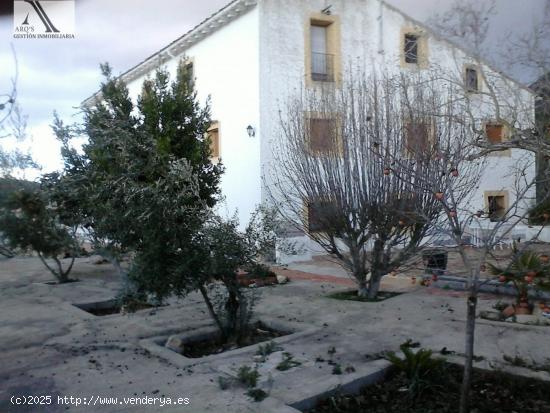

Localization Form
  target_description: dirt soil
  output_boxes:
[181,322,289,358]
[307,363,550,413]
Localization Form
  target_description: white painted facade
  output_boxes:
[85,0,536,261]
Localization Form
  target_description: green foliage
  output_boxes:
[237,366,260,388]
[276,352,301,371]
[332,364,343,375]
[53,59,222,264]
[256,341,282,357]
[246,262,277,279]
[51,60,223,304]
[487,245,550,303]
[386,344,444,400]
[0,179,78,282]
[246,388,268,402]
[528,199,550,225]
[0,177,38,257]
[217,376,231,390]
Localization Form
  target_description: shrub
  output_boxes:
[0,182,79,282]
[487,246,550,305]
[528,199,550,225]
[276,352,301,371]
[237,366,260,388]
[386,344,444,400]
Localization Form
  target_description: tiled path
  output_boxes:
[273,266,499,299]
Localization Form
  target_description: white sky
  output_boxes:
[0,0,547,176]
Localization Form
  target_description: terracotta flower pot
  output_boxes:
[383,168,391,176]
[435,192,444,201]
[432,274,438,282]
[515,305,532,315]
[526,271,537,278]
[502,305,515,318]
[498,275,507,283]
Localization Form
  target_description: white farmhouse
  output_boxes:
[84,0,536,260]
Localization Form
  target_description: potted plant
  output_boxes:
[488,246,550,316]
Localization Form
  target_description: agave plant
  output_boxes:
[487,246,550,305]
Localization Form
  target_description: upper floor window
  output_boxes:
[306,13,340,85]
[484,122,511,157]
[404,34,419,64]
[401,30,428,68]
[310,24,334,82]
[485,123,505,144]
[186,62,194,89]
[207,121,220,159]
[465,66,479,92]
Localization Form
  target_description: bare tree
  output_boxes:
[429,0,550,158]
[268,72,482,299]
[397,146,538,413]
[0,45,18,133]
[409,4,550,410]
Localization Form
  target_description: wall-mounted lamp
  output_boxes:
[246,125,256,138]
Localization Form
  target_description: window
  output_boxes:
[185,62,194,89]
[465,67,479,92]
[404,120,432,156]
[485,123,505,144]
[404,34,419,64]
[306,14,340,85]
[310,24,333,82]
[207,122,220,158]
[308,117,339,154]
[487,195,506,222]
[306,199,335,233]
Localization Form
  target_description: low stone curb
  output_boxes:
[434,275,550,300]
[139,318,320,369]
[259,359,391,412]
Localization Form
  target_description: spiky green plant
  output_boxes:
[487,245,550,304]
[386,345,444,401]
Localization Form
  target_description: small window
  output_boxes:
[309,118,338,154]
[485,123,504,144]
[186,62,194,89]
[404,34,419,64]
[307,199,334,233]
[465,67,478,92]
[208,122,220,158]
[404,120,431,155]
[487,195,506,222]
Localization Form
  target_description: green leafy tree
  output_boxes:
[53,60,223,269]
[0,180,78,282]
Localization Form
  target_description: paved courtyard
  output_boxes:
[1,255,549,412]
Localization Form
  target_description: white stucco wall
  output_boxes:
[115,0,535,261]
[125,6,262,228]
[257,0,536,261]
